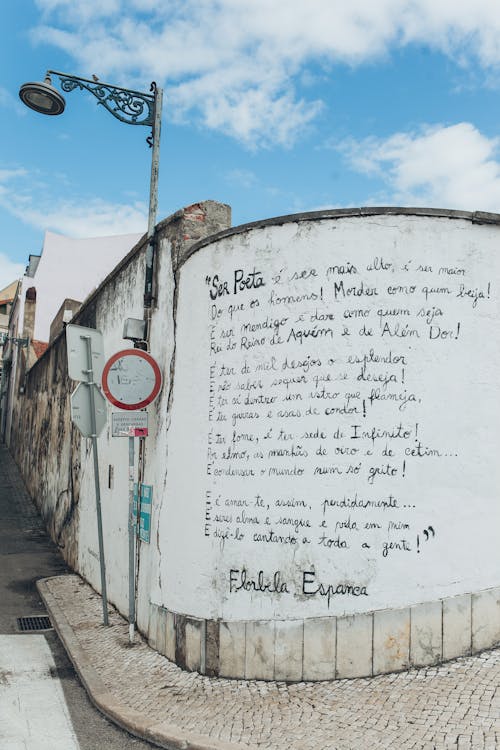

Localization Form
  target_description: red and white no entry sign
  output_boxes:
[101,349,162,410]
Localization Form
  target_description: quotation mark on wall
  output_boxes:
[416,525,435,553]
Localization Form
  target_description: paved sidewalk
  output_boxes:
[38,575,500,750]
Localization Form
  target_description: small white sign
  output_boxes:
[112,411,148,437]
[66,324,105,383]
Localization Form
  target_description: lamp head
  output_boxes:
[19,73,65,116]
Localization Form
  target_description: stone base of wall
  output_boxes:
[148,587,500,681]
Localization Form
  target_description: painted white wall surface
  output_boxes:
[19,230,142,342]
[73,233,176,634]
[157,215,500,621]
[76,246,146,619]
[49,204,231,631]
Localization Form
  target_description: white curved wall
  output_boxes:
[157,214,500,622]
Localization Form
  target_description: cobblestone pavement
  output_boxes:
[39,575,500,750]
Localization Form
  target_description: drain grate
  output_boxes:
[17,615,52,632]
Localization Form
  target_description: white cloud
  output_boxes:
[0,254,25,289]
[35,0,121,23]
[0,169,29,183]
[29,0,500,148]
[17,198,148,237]
[339,123,500,211]
[0,166,147,237]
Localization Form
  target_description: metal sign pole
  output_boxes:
[101,347,162,640]
[128,434,136,643]
[82,334,109,626]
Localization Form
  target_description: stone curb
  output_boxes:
[37,576,250,750]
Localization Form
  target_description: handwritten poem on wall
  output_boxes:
[198,248,491,605]
[164,219,499,618]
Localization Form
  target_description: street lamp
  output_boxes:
[19,70,163,326]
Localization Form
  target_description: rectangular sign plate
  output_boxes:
[133,483,152,543]
[112,411,148,437]
[66,324,105,383]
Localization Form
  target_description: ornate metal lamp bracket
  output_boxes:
[36,71,163,313]
[48,70,156,142]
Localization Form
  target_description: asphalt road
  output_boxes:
[0,442,156,749]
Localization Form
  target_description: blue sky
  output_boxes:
[2,1,500,288]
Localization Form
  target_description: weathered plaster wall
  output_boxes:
[149,209,500,678]
[8,205,500,682]
[8,202,231,627]
[10,335,81,570]
[160,212,500,619]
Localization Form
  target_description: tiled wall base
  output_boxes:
[148,587,500,681]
